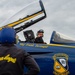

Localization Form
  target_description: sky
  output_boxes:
[0,0,75,43]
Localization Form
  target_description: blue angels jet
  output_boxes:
[0,0,75,75]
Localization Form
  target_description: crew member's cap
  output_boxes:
[0,27,16,44]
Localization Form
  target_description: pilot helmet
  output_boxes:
[37,29,44,33]
[0,27,16,44]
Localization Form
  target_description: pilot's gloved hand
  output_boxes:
[44,42,47,44]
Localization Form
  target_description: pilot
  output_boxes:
[0,27,40,75]
[34,29,46,44]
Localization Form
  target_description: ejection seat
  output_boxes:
[23,30,35,43]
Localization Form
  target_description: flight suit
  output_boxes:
[0,44,40,75]
[34,37,44,43]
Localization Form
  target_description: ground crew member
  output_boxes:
[0,27,40,75]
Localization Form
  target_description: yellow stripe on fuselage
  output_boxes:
[48,44,75,48]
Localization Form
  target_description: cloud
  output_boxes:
[0,0,75,43]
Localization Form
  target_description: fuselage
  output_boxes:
[16,43,75,75]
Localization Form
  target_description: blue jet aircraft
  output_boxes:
[0,0,75,75]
